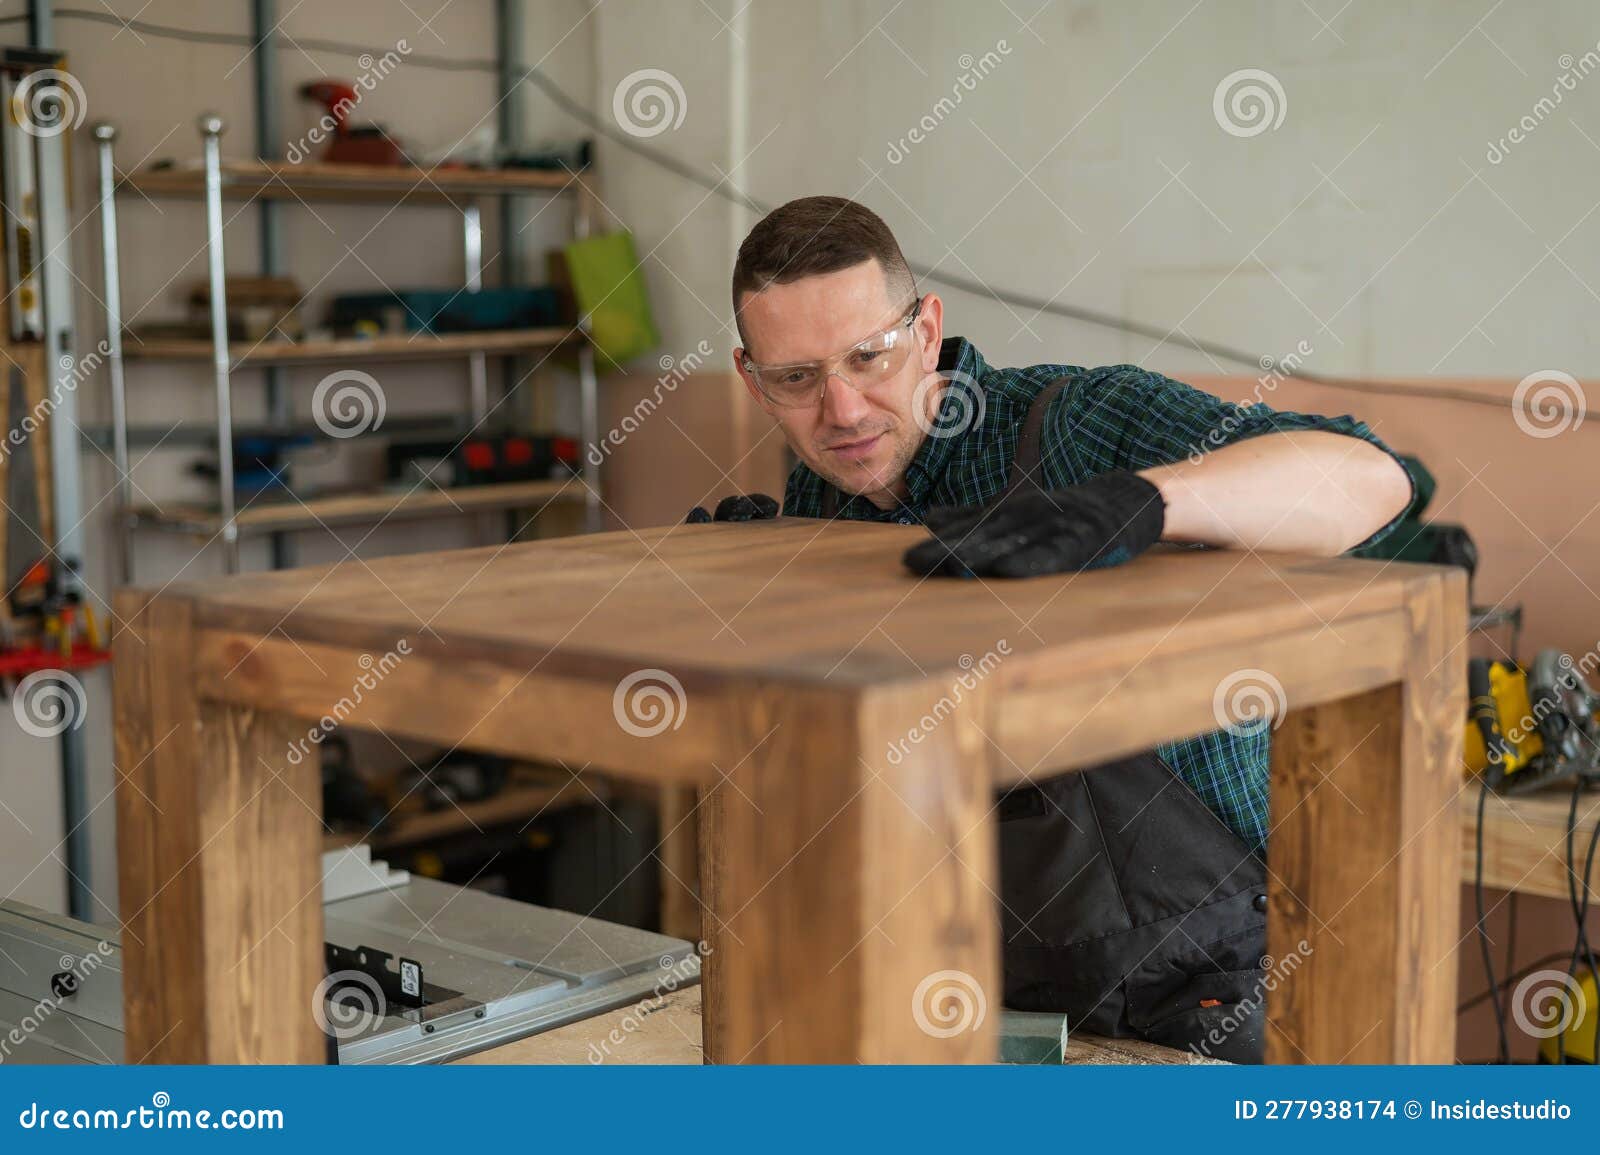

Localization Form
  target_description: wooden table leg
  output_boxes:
[699,682,999,1063]
[657,785,701,941]
[114,593,325,1063]
[1266,576,1466,1063]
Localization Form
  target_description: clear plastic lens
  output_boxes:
[749,299,920,407]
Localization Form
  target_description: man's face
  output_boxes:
[734,261,944,509]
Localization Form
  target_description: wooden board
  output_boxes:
[452,985,1221,1066]
[122,327,579,366]
[173,523,1414,687]
[127,478,583,536]
[122,160,577,204]
[1467,785,1600,901]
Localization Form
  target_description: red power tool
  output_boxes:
[299,80,408,165]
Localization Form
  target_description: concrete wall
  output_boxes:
[590,0,1599,657]
[585,0,1600,1065]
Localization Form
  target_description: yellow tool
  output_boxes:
[1538,969,1598,1064]
[1463,658,1542,780]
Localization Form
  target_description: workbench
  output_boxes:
[112,520,1466,1064]
[1467,786,1600,902]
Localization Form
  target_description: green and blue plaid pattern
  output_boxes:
[782,336,1411,852]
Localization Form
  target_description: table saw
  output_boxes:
[0,845,698,1065]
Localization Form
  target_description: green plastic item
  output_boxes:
[563,230,660,366]
[998,1010,1069,1064]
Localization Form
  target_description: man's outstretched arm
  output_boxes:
[1141,429,1413,557]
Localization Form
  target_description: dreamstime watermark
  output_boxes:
[586,941,712,1063]
[912,969,987,1038]
[1503,647,1598,748]
[312,369,387,438]
[284,640,412,765]
[1511,969,1585,1040]
[0,938,114,1063]
[885,40,1012,164]
[1511,370,1585,439]
[588,339,713,466]
[887,640,1010,765]
[1189,938,1312,1059]
[1213,68,1287,137]
[1487,43,1600,164]
[12,671,87,738]
[1212,668,1286,736]
[312,969,388,1042]
[912,368,987,441]
[286,42,411,164]
[12,69,87,138]
[1187,339,1313,463]
[17,1095,284,1131]
[612,68,686,138]
[613,668,687,738]
[0,340,110,465]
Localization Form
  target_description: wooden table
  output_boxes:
[112,521,1466,1064]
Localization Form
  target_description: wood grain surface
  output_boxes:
[113,520,1465,1065]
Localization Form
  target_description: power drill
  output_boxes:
[298,80,408,165]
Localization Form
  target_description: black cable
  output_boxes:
[1564,784,1599,985]
[1476,774,1511,1063]
[1502,890,1517,1047]
[32,6,1590,427]
[1459,949,1580,1013]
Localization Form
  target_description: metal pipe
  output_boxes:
[577,338,600,533]
[30,0,92,922]
[494,0,523,409]
[253,0,292,570]
[464,204,488,422]
[200,114,240,573]
[92,124,131,587]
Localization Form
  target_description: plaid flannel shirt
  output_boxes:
[782,336,1412,852]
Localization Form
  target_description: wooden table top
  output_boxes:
[169,519,1437,687]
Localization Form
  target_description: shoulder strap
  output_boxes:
[1003,376,1071,497]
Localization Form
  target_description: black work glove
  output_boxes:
[685,493,780,524]
[902,471,1165,578]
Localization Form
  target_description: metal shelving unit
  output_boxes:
[93,115,603,581]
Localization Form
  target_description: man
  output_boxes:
[707,196,1413,1059]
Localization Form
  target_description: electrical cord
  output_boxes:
[1475,774,1512,1063]
[20,6,1587,427]
[1458,949,1580,1013]
[1563,779,1600,1065]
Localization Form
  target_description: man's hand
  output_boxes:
[685,493,781,524]
[903,471,1165,578]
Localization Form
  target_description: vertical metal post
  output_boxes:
[254,0,293,570]
[496,0,522,286]
[29,3,91,919]
[92,124,131,587]
[577,338,600,533]
[36,98,80,570]
[495,0,523,411]
[464,203,488,423]
[201,115,240,573]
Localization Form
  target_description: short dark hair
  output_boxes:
[731,196,916,347]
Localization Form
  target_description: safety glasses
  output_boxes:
[741,297,923,408]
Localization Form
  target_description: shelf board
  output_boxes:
[82,414,475,450]
[122,327,580,367]
[120,159,580,204]
[127,478,583,536]
[322,773,600,854]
